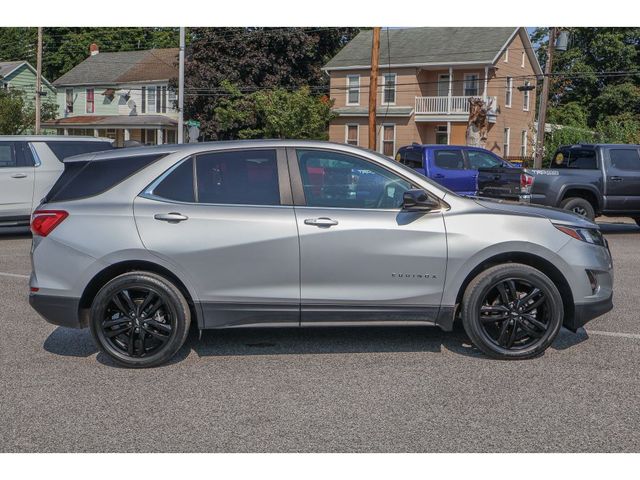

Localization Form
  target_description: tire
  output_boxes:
[89,271,191,368]
[560,197,595,221]
[461,263,563,360]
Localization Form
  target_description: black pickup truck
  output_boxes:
[477,144,640,224]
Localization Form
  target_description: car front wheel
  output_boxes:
[461,263,563,359]
[89,271,191,368]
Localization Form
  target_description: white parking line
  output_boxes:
[586,329,640,340]
[0,271,29,279]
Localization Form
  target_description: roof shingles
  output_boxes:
[53,48,179,86]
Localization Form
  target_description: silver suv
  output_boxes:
[29,141,614,367]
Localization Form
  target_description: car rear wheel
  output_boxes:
[461,263,563,359]
[560,197,595,221]
[89,271,191,368]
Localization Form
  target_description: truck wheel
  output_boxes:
[560,197,595,221]
[89,271,191,368]
[461,263,563,360]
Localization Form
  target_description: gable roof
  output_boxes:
[0,60,55,89]
[53,48,179,86]
[324,27,542,74]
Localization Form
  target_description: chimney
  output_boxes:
[89,43,99,56]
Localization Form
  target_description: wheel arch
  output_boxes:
[558,185,602,212]
[78,259,203,329]
[452,251,575,329]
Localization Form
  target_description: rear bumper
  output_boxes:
[565,293,613,332]
[29,294,84,329]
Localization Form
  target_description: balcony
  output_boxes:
[415,95,497,120]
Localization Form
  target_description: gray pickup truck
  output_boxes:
[478,144,640,224]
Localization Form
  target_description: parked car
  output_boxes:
[478,144,640,223]
[29,140,613,367]
[0,136,114,229]
[395,144,530,199]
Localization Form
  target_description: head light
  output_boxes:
[554,224,605,246]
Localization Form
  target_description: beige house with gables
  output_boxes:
[323,27,542,158]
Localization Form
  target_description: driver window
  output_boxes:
[296,149,412,209]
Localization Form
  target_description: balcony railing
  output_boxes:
[415,95,497,115]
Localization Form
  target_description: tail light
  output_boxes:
[520,173,534,193]
[31,210,68,237]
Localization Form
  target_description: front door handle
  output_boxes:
[10,173,27,179]
[154,212,189,223]
[610,176,623,182]
[304,217,339,227]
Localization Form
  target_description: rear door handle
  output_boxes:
[304,217,339,227]
[610,176,623,182]
[10,173,27,179]
[154,212,189,223]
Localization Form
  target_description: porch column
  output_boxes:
[447,67,453,114]
[63,128,69,136]
[124,129,131,142]
[447,121,451,145]
[93,128,99,138]
[156,128,163,145]
[483,66,489,100]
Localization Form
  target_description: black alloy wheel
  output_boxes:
[90,271,191,368]
[478,278,550,350]
[461,263,563,359]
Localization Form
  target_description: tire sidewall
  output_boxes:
[462,264,563,359]
[89,272,191,368]
[561,197,595,221]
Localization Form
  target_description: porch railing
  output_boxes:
[415,96,497,115]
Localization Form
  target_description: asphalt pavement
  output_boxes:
[1,219,639,452]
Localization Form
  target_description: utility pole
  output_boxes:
[35,27,43,135]
[177,26,185,144]
[534,27,556,168]
[368,27,381,151]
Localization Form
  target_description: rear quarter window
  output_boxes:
[45,141,114,161]
[45,154,165,202]
[398,148,423,169]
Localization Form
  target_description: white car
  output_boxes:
[0,136,114,229]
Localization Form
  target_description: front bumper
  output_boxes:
[29,294,85,329]
[565,292,614,332]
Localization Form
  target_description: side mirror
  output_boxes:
[402,189,440,211]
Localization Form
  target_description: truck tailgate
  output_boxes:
[477,167,530,201]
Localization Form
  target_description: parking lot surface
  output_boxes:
[1,219,639,452]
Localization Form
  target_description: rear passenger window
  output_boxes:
[45,141,114,161]
[0,143,17,167]
[152,158,195,203]
[434,150,465,170]
[196,149,279,205]
[554,149,597,169]
[398,149,423,169]
[610,149,640,171]
[46,154,164,202]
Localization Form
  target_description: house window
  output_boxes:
[65,88,74,113]
[85,88,94,113]
[168,88,177,111]
[521,52,526,68]
[435,125,448,144]
[346,124,359,146]
[521,130,528,156]
[156,86,162,113]
[503,128,510,156]
[523,81,531,111]
[504,49,509,62]
[141,87,146,114]
[148,86,156,113]
[505,77,513,107]
[346,75,360,105]
[161,86,167,113]
[381,124,395,156]
[437,74,450,96]
[464,74,479,96]
[382,73,396,104]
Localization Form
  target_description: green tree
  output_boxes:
[596,113,640,144]
[0,88,56,134]
[183,27,360,139]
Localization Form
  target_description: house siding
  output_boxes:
[4,64,56,110]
